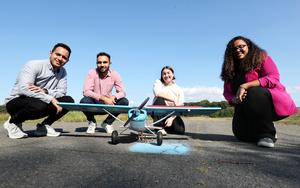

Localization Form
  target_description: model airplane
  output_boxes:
[58,97,221,146]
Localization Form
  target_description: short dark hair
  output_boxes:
[96,52,111,62]
[160,66,176,83]
[51,43,72,57]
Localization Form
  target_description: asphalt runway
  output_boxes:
[0,118,299,188]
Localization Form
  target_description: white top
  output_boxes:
[153,79,184,106]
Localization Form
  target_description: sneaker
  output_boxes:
[101,123,114,134]
[86,121,96,134]
[3,118,28,139]
[35,124,60,137]
[158,129,167,136]
[257,138,274,148]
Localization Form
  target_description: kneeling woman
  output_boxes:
[152,66,185,135]
[221,36,298,148]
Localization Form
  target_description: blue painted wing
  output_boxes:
[144,105,221,115]
[58,102,132,113]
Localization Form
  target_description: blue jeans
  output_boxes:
[80,96,129,124]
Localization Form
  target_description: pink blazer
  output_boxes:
[223,56,298,116]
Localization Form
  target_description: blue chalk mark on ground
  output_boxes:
[129,142,190,155]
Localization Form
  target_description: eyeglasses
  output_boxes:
[233,44,247,51]
[97,61,108,64]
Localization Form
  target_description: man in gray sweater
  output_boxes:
[4,43,74,139]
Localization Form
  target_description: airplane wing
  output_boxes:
[58,102,221,116]
[144,105,221,115]
[58,102,132,114]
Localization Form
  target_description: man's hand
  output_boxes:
[29,84,48,94]
[29,84,43,93]
[101,96,116,105]
[51,98,63,114]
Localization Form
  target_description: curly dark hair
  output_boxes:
[220,36,267,82]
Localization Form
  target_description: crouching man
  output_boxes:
[4,43,74,139]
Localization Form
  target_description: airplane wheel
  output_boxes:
[157,131,163,146]
[111,130,119,145]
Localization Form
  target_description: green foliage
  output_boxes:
[278,110,300,125]
[185,100,233,117]
[0,105,6,113]
[210,107,234,117]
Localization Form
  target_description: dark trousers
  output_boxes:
[80,96,129,125]
[152,97,185,135]
[6,95,74,126]
[232,87,285,142]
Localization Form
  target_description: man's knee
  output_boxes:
[117,98,129,106]
[58,96,74,103]
[28,101,49,112]
[80,96,95,104]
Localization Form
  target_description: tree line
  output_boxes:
[184,100,234,117]
[0,105,6,113]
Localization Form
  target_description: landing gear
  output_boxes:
[111,130,119,145]
[157,131,163,146]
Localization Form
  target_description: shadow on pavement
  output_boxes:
[185,132,237,142]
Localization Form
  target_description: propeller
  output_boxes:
[123,97,150,127]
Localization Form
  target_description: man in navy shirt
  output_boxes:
[4,43,74,139]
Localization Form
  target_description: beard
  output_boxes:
[96,67,109,76]
[99,68,106,72]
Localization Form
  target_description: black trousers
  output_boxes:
[6,95,74,126]
[80,96,129,125]
[152,97,185,135]
[232,87,285,142]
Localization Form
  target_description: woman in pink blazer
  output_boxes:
[221,36,297,148]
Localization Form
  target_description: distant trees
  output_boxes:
[0,105,6,113]
[184,100,234,117]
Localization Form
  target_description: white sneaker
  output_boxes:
[158,129,167,136]
[257,138,274,148]
[86,121,96,134]
[3,118,28,139]
[101,123,114,134]
[35,124,60,137]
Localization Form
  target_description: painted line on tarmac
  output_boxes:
[129,142,191,155]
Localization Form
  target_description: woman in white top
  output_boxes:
[152,66,185,135]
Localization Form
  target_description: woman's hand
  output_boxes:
[165,116,176,127]
[233,85,247,104]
